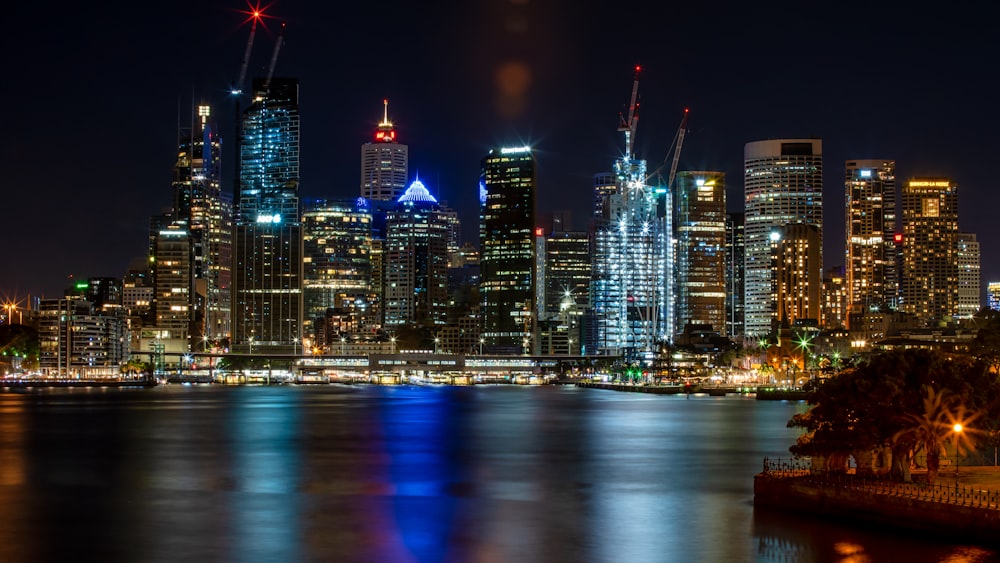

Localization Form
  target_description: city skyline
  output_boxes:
[3,2,997,301]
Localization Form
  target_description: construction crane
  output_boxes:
[617,65,641,160]
[263,22,286,93]
[232,8,263,97]
[664,108,689,189]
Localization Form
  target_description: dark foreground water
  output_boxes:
[1,385,998,563]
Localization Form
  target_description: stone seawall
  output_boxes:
[754,473,1000,547]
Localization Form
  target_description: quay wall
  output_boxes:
[754,473,1000,547]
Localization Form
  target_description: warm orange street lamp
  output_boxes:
[953,423,964,483]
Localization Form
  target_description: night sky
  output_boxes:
[3,1,998,303]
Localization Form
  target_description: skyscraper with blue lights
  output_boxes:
[232,77,302,353]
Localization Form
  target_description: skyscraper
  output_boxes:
[232,77,302,352]
[480,147,536,353]
[844,160,897,323]
[674,171,726,335]
[773,223,822,325]
[361,100,408,202]
[172,103,231,346]
[956,233,980,320]
[301,197,373,347]
[384,179,451,329]
[743,139,823,337]
[591,71,671,357]
[900,178,958,325]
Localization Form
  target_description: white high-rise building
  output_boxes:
[743,139,823,337]
[956,233,980,320]
[361,100,408,201]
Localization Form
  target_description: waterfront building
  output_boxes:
[151,223,191,352]
[845,160,897,324]
[674,171,726,336]
[480,146,536,354]
[361,100,407,202]
[591,71,672,358]
[900,178,958,325]
[232,77,302,353]
[301,197,373,349]
[743,139,823,337]
[38,293,127,377]
[384,178,451,329]
[725,212,745,337]
[956,233,980,320]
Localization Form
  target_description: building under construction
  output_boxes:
[590,67,673,360]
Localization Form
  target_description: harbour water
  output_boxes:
[1,384,998,562]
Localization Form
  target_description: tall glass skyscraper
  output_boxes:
[674,171,726,335]
[743,139,823,337]
[844,160,896,324]
[232,77,302,352]
[480,147,536,354]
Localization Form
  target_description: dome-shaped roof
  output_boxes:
[398,178,438,204]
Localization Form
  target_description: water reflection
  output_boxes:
[1,387,999,562]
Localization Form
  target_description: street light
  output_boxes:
[479,338,484,355]
[954,423,964,483]
[390,336,397,354]
[434,337,440,354]
[340,336,346,355]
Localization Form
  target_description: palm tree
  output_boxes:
[893,386,980,484]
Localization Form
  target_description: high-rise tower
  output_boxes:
[956,233,980,320]
[361,100,408,201]
[725,212,745,337]
[480,147,536,354]
[743,139,823,337]
[674,171,726,335]
[900,178,958,325]
[384,179,451,329]
[591,68,672,357]
[232,77,302,353]
[844,160,896,324]
[172,103,232,347]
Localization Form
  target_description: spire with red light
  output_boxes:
[374,99,397,143]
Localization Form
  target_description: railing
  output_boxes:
[761,457,1000,509]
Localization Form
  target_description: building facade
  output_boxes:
[674,171,726,336]
[384,179,451,329]
[301,197,373,348]
[480,147,536,354]
[844,160,897,324]
[900,178,958,325]
[232,77,302,352]
[743,139,823,337]
[956,232,980,320]
[725,212,745,338]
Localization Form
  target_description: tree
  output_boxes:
[892,387,980,484]
[787,348,1000,481]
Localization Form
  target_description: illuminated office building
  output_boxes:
[773,223,822,326]
[956,233,980,320]
[674,171,726,335]
[232,77,302,353]
[900,178,958,325]
[480,147,536,353]
[844,160,896,322]
[384,179,451,328]
[361,100,408,201]
[302,197,373,346]
[744,139,823,337]
[172,102,231,346]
